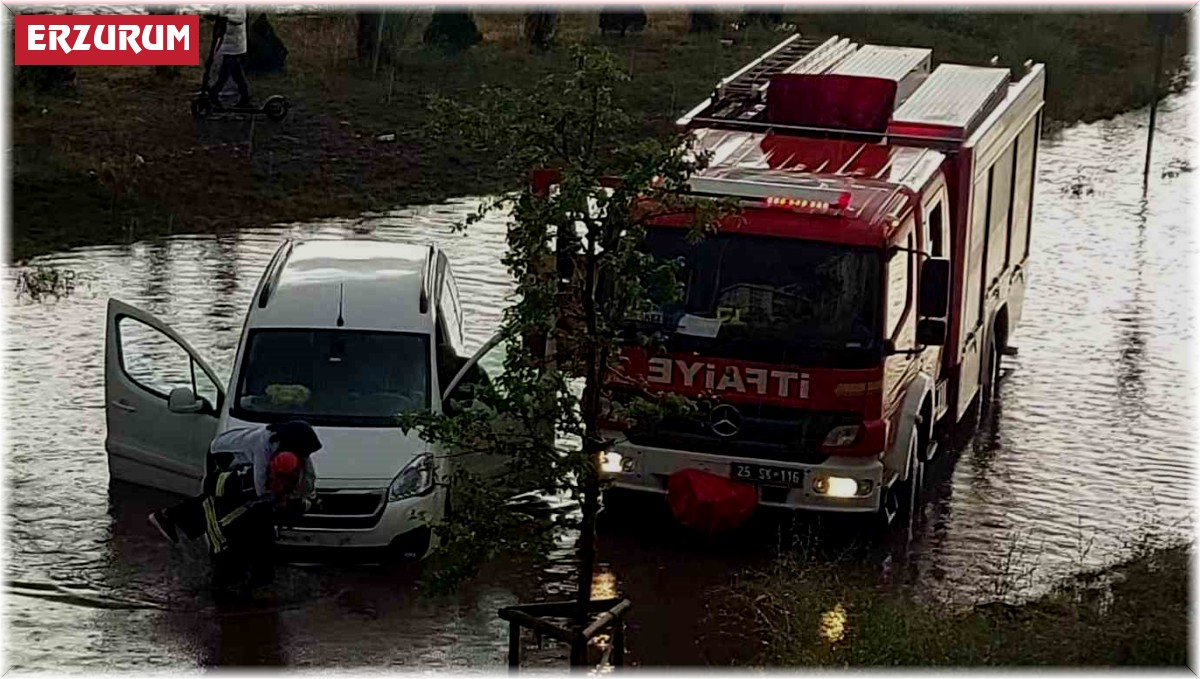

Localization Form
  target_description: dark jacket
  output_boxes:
[200,465,272,555]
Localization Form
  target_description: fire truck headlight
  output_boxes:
[822,425,861,447]
[600,451,624,474]
[813,476,870,498]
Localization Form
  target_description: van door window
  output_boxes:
[194,364,221,412]
[117,316,203,404]
[446,268,464,347]
[443,337,504,417]
[435,322,461,396]
[440,271,464,355]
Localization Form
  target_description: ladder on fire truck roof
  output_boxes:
[681,34,852,124]
[679,33,1017,150]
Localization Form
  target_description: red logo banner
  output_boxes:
[15,15,200,66]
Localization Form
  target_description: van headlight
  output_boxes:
[388,453,436,502]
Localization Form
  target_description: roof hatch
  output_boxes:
[887,63,1010,142]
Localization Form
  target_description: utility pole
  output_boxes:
[1143,13,1170,193]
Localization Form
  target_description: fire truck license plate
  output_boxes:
[731,463,805,488]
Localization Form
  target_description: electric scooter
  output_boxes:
[191,28,289,121]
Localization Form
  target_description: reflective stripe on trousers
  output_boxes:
[203,471,253,554]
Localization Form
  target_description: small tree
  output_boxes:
[598,8,648,37]
[356,10,421,73]
[423,9,483,52]
[689,9,719,34]
[403,45,728,652]
[356,12,385,66]
[524,9,558,52]
[743,7,785,29]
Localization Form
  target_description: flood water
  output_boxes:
[4,92,1195,669]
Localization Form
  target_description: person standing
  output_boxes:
[207,5,251,107]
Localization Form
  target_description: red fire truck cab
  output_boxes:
[601,35,1045,526]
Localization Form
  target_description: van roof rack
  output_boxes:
[257,239,295,309]
[419,244,435,314]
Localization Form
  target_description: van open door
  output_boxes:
[442,332,516,485]
[104,299,226,496]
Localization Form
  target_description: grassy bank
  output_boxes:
[708,543,1190,666]
[10,11,1191,262]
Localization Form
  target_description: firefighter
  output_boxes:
[148,451,306,595]
[148,421,320,592]
[206,451,305,593]
[208,420,321,508]
[150,421,318,529]
[149,421,320,539]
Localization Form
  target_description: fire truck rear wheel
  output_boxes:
[983,335,1001,410]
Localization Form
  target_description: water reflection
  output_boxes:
[1114,199,1149,426]
[142,238,172,313]
[4,92,1195,668]
[204,236,243,334]
[591,571,619,601]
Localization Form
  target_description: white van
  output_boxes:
[104,239,503,560]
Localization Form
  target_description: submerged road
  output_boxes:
[4,91,1194,668]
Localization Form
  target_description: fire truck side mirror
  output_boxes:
[916,319,947,346]
[919,258,951,319]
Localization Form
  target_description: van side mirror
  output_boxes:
[168,387,204,414]
[919,258,951,318]
[916,319,947,346]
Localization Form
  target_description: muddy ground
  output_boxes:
[9,11,1191,262]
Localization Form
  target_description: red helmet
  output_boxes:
[268,451,301,495]
[270,450,300,475]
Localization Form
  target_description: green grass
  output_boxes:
[9,11,1191,262]
[708,542,1190,666]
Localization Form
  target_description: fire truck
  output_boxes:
[600,34,1045,528]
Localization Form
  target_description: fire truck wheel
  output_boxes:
[877,434,924,538]
[898,435,924,533]
[983,336,1001,409]
[917,400,936,463]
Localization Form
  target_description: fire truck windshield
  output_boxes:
[631,229,882,366]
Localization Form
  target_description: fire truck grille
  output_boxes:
[626,407,860,464]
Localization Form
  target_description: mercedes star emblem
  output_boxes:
[709,403,742,438]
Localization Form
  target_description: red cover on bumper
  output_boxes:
[667,469,757,534]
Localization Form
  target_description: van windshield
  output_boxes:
[629,229,882,366]
[233,329,430,427]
